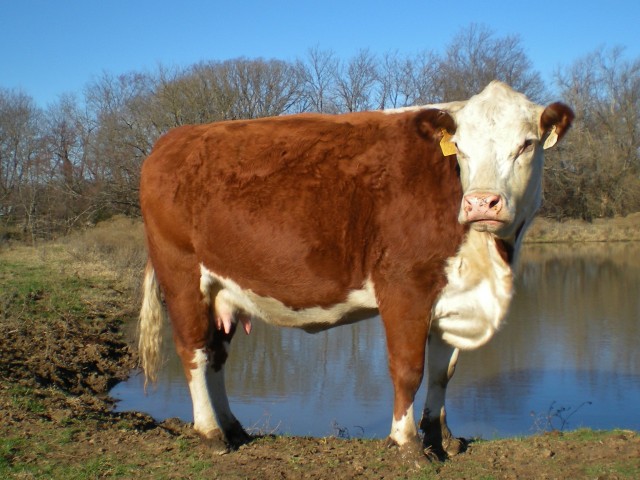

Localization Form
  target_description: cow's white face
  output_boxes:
[450,82,573,243]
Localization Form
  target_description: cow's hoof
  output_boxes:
[442,436,467,457]
[225,420,252,448]
[200,429,231,455]
[384,436,434,465]
[423,435,468,460]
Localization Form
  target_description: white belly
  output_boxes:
[200,265,378,332]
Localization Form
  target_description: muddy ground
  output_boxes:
[1,217,639,479]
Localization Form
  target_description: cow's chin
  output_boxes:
[465,219,509,236]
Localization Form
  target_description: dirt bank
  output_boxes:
[1,218,639,478]
[525,212,640,243]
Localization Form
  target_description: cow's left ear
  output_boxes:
[415,109,457,141]
[540,102,575,150]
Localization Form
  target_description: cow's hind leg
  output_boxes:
[175,314,250,452]
[159,260,248,453]
[420,332,467,459]
[205,323,251,448]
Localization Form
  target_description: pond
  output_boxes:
[111,242,640,440]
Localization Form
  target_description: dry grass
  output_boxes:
[60,215,146,300]
[525,212,640,243]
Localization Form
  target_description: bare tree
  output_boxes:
[437,24,545,102]
[147,64,236,128]
[222,58,304,119]
[333,49,379,112]
[543,47,640,219]
[403,50,443,105]
[0,89,45,235]
[84,71,155,217]
[45,94,90,187]
[376,51,412,109]
[298,46,339,113]
[185,62,240,121]
[39,94,93,232]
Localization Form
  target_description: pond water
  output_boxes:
[111,242,640,440]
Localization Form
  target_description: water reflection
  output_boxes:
[112,242,640,438]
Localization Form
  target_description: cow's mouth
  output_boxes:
[467,219,505,230]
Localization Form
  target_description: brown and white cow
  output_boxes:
[138,81,573,458]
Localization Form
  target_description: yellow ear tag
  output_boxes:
[439,129,457,156]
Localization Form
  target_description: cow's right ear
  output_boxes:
[540,102,575,149]
[415,109,456,142]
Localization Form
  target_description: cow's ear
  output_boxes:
[415,109,456,142]
[540,102,574,150]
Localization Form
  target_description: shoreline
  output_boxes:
[524,212,640,243]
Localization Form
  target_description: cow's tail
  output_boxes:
[138,259,166,390]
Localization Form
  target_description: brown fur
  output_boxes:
[139,108,467,443]
[540,102,575,140]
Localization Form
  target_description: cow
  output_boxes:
[138,81,573,459]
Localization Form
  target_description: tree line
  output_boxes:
[1,25,638,241]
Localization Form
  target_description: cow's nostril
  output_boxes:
[488,197,501,209]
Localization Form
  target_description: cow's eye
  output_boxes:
[517,139,534,157]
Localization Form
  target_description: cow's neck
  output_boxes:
[492,219,527,266]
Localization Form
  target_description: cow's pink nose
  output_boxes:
[463,193,503,220]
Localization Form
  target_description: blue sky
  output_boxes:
[2,0,639,108]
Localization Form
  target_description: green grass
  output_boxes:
[0,421,144,479]
[9,386,46,413]
[0,257,101,323]
[564,427,615,441]
[1,455,141,479]
[585,461,640,478]
[0,437,25,474]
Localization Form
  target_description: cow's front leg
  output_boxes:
[379,302,430,455]
[420,332,466,459]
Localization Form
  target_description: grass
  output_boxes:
[1,215,146,325]
[585,462,640,478]
[0,412,146,479]
[2,455,141,479]
[1,259,95,322]
[61,215,146,297]
[9,386,46,414]
[0,437,25,474]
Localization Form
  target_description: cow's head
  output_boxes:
[450,81,574,245]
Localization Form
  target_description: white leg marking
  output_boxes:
[390,404,417,446]
[187,348,220,437]
[207,363,235,429]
